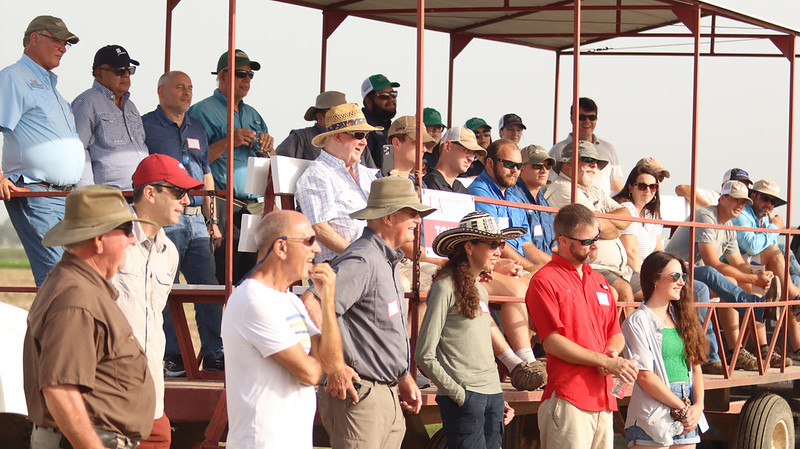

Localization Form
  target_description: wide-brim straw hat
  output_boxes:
[311,103,383,147]
[750,179,786,207]
[554,140,608,173]
[43,185,155,247]
[432,211,526,257]
[349,177,436,220]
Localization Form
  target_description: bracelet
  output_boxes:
[207,217,219,225]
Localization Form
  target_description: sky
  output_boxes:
[1,0,800,223]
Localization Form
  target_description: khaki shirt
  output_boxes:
[110,213,178,419]
[23,252,155,440]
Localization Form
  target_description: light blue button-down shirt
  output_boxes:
[72,80,149,190]
[0,55,84,185]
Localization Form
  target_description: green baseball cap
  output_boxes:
[212,49,261,74]
[465,117,491,131]
[423,108,443,126]
[361,74,400,99]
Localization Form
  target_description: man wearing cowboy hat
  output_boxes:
[295,102,382,263]
[303,176,435,449]
[23,185,155,449]
[545,141,635,302]
[527,203,638,446]
[277,90,375,167]
[0,15,83,287]
[110,154,202,448]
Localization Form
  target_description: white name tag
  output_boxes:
[387,299,400,317]
[479,301,490,313]
[498,217,510,228]
[187,138,201,150]
[533,224,543,236]
[597,292,610,306]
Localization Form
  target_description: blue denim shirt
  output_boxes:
[0,55,84,185]
[188,89,267,200]
[467,170,532,256]
[143,106,211,207]
[510,179,554,255]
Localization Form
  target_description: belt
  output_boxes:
[183,206,202,215]
[360,376,399,387]
[32,182,74,192]
[33,424,139,449]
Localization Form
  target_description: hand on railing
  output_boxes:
[0,176,29,201]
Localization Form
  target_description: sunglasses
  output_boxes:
[233,70,255,79]
[495,158,523,170]
[531,162,554,170]
[634,182,659,192]
[759,193,780,206]
[152,183,191,199]
[474,240,506,250]
[562,231,601,246]
[579,114,597,121]
[114,222,134,237]
[665,272,688,283]
[373,91,398,99]
[474,130,492,137]
[98,66,136,76]
[37,32,72,49]
[279,235,317,246]
[580,157,600,165]
[345,131,370,140]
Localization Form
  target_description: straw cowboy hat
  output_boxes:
[349,177,436,220]
[43,185,154,247]
[311,103,383,147]
[432,211,526,257]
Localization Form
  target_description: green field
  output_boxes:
[0,248,29,269]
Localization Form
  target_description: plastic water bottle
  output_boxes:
[610,354,640,399]
[669,420,684,436]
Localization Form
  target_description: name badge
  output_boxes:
[479,301,490,313]
[597,292,610,306]
[187,138,201,150]
[498,217,510,228]
[533,224,543,236]
[387,299,400,318]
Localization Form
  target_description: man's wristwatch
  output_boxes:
[207,217,219,225]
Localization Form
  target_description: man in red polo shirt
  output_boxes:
[526,203,638,447]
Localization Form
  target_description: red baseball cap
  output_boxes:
[132,154,203,189]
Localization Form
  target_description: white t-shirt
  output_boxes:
[222,279,321,449]
[620,201,663,260]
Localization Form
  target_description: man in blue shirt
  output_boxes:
[510,144,555,264]
[0,15,83,286]
[143,71,224,375]
[72,45,149,189]
[189,49,273,284]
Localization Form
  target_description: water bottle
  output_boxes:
[669,420,684,436]
[610,354,640,399]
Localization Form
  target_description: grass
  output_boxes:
[0,249,29,269]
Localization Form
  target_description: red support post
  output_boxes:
[224,0,236,297]
[569,0,581,204]
[552,51,560,145]
[686,5,701,290]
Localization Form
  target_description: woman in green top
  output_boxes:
[622,251,709,448]
[415,211,525,449]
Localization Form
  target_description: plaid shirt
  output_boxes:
[295,150,377,262]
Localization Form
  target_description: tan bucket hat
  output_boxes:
[349,177,436,220]
[303,91,347,121]
[387,116,434,143]
[441,126,487,157]
[311,103,383,147]
[750,179,786,207]
[432,211,526,257]
[555,140,608,173]
[720,180,753,205]
[43,185,155,247]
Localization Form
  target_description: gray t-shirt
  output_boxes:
[665,205,738,266]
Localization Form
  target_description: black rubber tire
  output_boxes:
[426,428,448,449]
[733,392,794,449]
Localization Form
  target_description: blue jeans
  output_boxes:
[162,213,222,359]
[777,243,800,288]
[626,382,701,446]
[437,391,505,449]
[692,280,720,363]
[694,265,764,321]
[4,181,66,286]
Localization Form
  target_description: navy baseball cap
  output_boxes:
[93,45,139,69]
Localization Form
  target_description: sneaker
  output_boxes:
[728,348,759,371]
[202,354,225,372]
[788,348,800,363]
[701,361,725,375]
[509,361,547,391]
[761,348,793,368]
[164,354,186,377]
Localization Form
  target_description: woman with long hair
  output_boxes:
[415,211,526,449]
[622,251,709,447]
[613,164,664,274]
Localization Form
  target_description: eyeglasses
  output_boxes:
[474,130,492,138]
[759,193,780,206]
[37,32,71,49]
[562,231,601,246]
[495,158,523,170]
[665,272,688,283]
[97,66,136,76]
[578,114,597,121]
[114,222,134,237]
[345,131,370,140]
[151,183,191,199]
[531,162,554,170]
[280,235,317,246]
[634,182,659,192]
[579,157,601,165]
[372,91,398,99]
[474,240,506,250]
[233,69,255,79]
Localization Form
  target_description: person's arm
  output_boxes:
[42,385,105,449]
[542,332,637,383]
[725,250,773,289]
[522,241,551,266]
[397,373,422,414]
[606,205,632,230]
[271,341,323,386]
[598,218,621,239]
[202,172,221,246]
[681,364,705,433]
[310,263,344,374]
[312,222,353,256]
[675,185,711,208]
[501,244,539,273]
[619,234,642,273]
[655,234,664,252]
[635,370,686,410]
[697,242,765,287]
[0,173,27,201]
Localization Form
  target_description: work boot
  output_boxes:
[509,361,547,391]
[163,354,186,377]
[728,348,759,371]
[701,361,724,375]
[761,347,792,368]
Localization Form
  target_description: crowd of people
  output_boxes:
[5,13,800,449]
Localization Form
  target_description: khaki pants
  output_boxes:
[538,397,613,449]
[318,379,406,449]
